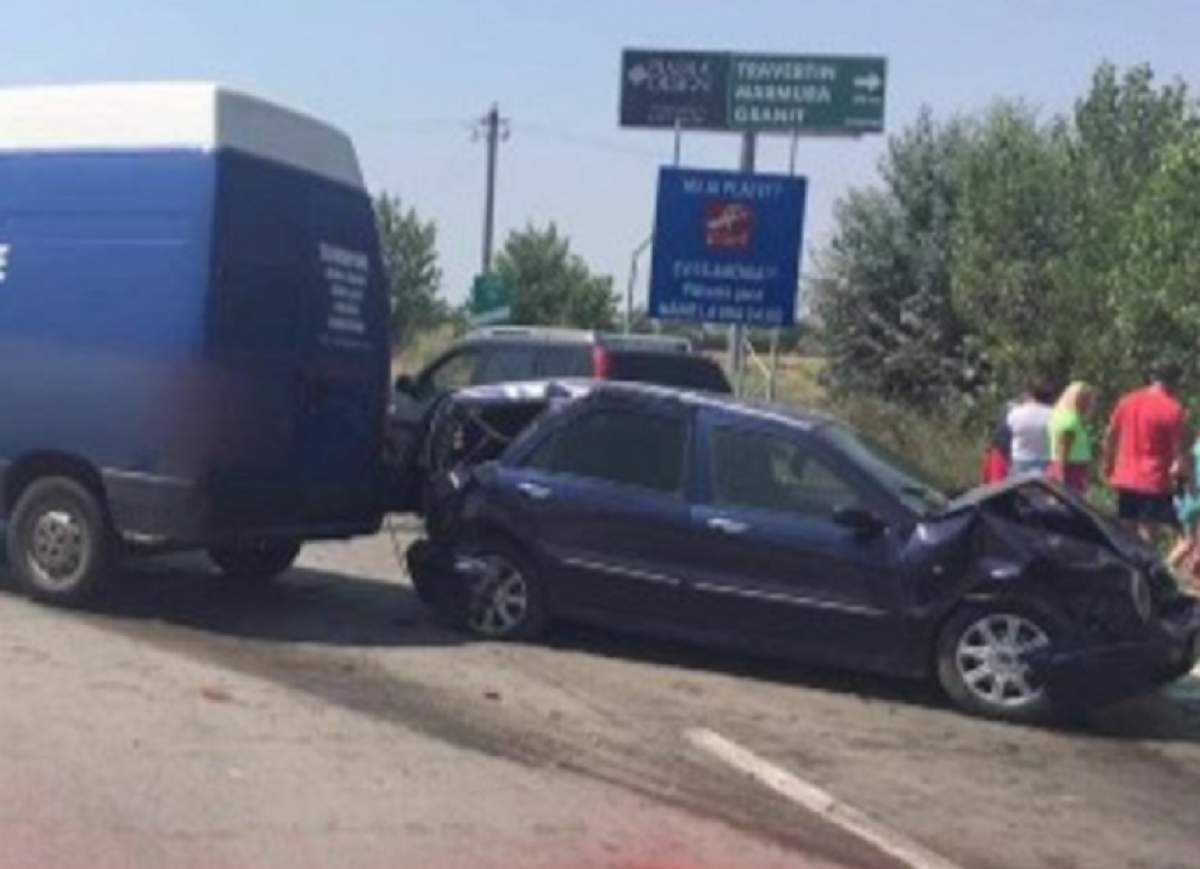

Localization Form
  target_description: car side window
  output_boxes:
[709,426,861,519]
[419,349,480,398]
[475,346,538,384]
[533,407,687,494]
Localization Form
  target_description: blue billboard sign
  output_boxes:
[649,167,806,326]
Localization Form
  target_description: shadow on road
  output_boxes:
[543,620,1200,744]
[544,620,948,710]
[1083,677,1200,745]
[1,552,464,650]
[5,550,1199,744]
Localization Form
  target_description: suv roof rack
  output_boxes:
[599,333,692,353]
[462,325,693,354]
[464,326,595,344]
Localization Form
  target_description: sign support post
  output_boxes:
[767,128,802,401]
[729,131,756,397]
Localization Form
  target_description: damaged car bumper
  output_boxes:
[1038,598,1200,709]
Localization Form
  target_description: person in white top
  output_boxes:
[1006,380,1055,477]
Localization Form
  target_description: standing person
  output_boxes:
[1007,379,1055,477]
[981,400,1014,484]
[1167,431,1200,588]
[1048,381,1095,494]
[1105,364,1188,546]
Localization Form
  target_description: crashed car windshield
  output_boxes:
[821,423,950,516]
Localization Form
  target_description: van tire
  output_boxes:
[7,476,113,606]
[208,541,301,582]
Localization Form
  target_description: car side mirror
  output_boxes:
[832,505,886,536]
[394,374,415,395]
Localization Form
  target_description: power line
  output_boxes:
[514,122,662,160]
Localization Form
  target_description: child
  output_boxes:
[1167,435,1200,589]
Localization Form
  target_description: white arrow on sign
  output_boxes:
[627,64,650,87]
[854,73,883,93]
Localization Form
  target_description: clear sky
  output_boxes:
[4,1,1198,312]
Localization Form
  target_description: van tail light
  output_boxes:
[592,346,611,380]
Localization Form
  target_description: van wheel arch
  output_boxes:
[3,452,108,519]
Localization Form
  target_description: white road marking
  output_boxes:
[687,727,962,869]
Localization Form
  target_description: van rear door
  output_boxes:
[301,181,389,527]
[210,154,387,536]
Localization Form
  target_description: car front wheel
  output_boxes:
[208,541,301,582]
[456,541,546,641]
[937,605,1056,722]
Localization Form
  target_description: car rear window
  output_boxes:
[606,351,731,393]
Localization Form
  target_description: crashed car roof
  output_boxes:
[445,379,596,404]
[444,378,837,430]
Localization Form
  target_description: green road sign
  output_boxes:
[620,49,886,136]
[469,273,513,326]
[729,54,885,134]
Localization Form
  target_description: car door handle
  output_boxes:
[517,482,553,501]
[707,517,749,536]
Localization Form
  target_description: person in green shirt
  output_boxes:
[1048,380,1094,494]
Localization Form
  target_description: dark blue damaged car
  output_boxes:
[407,381,1200,722]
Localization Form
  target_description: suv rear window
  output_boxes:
[606,351,731,393]
[535,345,593,378]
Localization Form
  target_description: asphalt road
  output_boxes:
[2,524,1199,868]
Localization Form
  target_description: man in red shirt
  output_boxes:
[1103,363,1189,545]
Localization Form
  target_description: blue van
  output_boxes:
[0,83,390,603]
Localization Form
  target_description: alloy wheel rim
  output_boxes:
[29,509,87,590]
[468,558,529,636]
[956,613,1050,709]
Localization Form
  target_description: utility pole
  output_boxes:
[474,103,509,273]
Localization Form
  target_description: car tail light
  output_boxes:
[592,345,611,379]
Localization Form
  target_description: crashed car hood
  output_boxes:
[940,474,1152,563]
[893,472,1176,616]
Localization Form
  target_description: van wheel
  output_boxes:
[208,541,301,582]
[7,476,113,606]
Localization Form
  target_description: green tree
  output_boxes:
[1063,62,1198,394]
[1109,132,1200,392]
[812,108,979,406]
[950,102,1073,398]
[817,62,1200,418]
[374,192,444,343]
[494,223,617,329]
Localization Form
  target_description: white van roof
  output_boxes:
[0,82,364,189]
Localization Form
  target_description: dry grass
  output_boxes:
[762,355,982,492]
[392,324,457,379]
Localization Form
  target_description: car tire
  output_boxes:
[208,541,301,582]
[936,603,1059,723]
[452,539,546,641]
[405,539,442,607]
[7,476,113,606]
